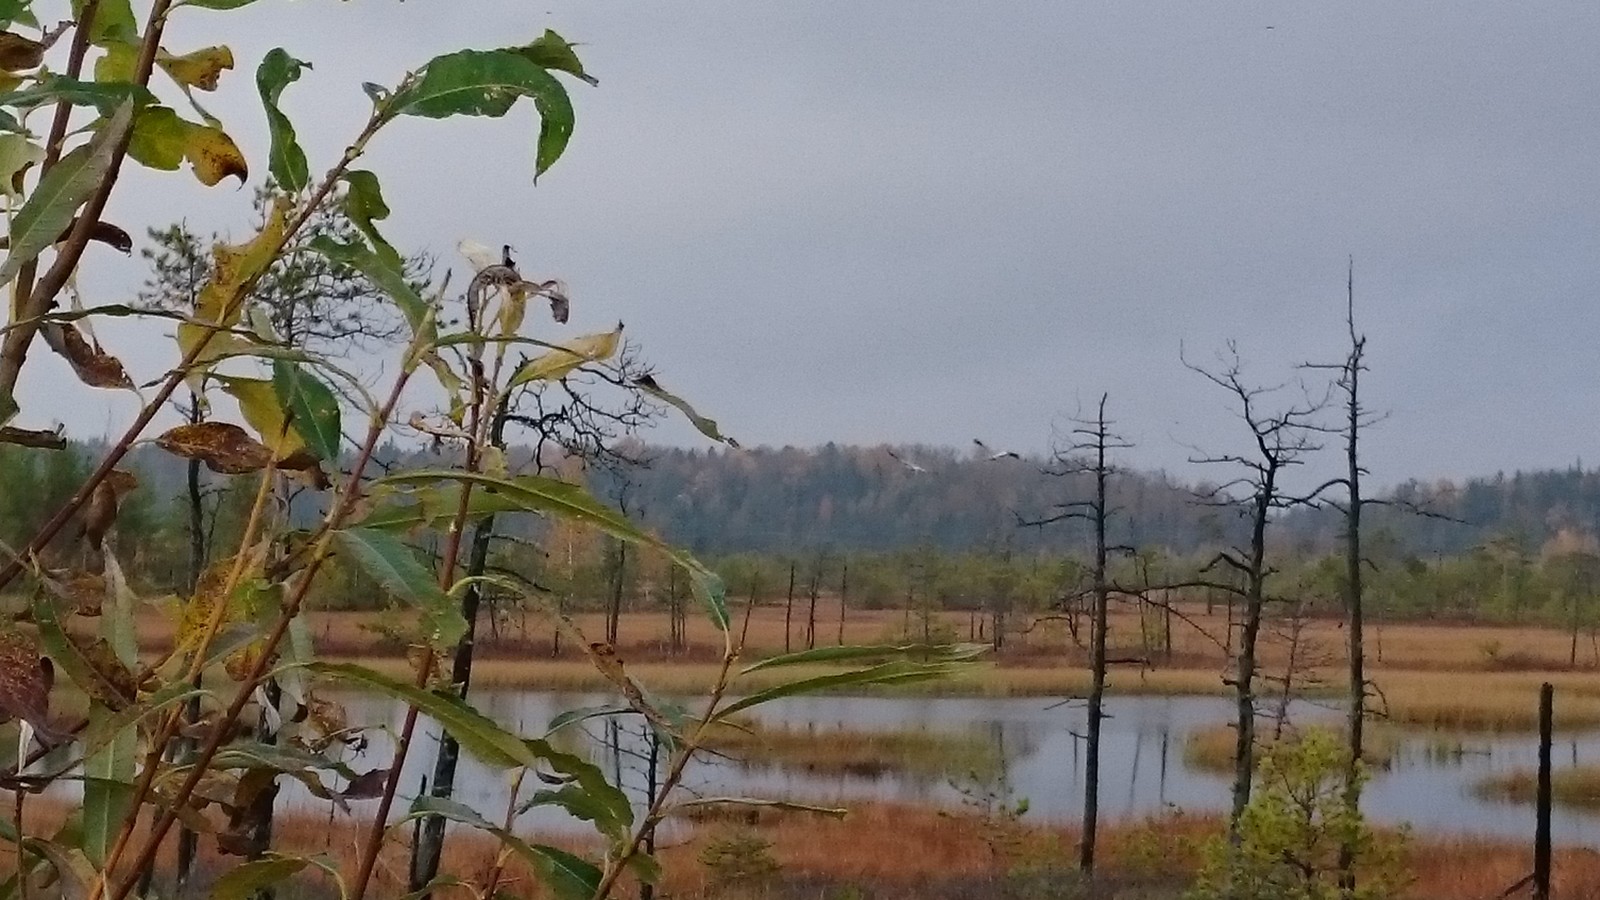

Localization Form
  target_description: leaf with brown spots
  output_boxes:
[67,635,143,709]
[156,422,273,475]
[156,45,234,92]
[0,629,49,721]
[184,123,247,187]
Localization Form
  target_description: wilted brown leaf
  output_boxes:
[155,422,273,475]
[338,767,389,800]
[42,322,133,389]
[68,635,145,709]
[47,569,106,617]
[0,32,44,71]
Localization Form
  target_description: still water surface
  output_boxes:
[308,690,1598,843]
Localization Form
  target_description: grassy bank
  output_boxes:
[704,717,1002,780]
[1181,722,1399,774]
[1475,765,1600,811]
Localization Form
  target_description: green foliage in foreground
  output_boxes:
[1187,729,1408,900]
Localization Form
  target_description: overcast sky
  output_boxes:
[19,2,1600,488]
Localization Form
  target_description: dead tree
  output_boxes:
[1298,265,1381,895]
[784,561,796,653]
[805,555,823,650]
[1018,393,1130,873]
[837,563,849,645]
[1186,344,1325,839]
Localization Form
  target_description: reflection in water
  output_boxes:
[303,691,1600,843]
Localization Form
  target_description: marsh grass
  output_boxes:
[1180,722,1398,775]
[1474,765,1600,810]
[703,717,1003,780]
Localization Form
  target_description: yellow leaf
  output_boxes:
[184,123,247,186]
[199,197,288,327]
[155,45,234,92]
[220,376,305,458]
[508,322,623,387]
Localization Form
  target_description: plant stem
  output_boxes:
[103,364,415,900]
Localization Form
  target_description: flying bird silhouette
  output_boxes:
[973,438,1020,461]
[885,448,928,473]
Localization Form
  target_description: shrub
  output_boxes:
[1186,728,1408,900]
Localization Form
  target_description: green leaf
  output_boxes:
[507,323,622,387]
[741,642,988,674]
[0,75,152,115]
[406,796,604,900]
[714,661,963,721]
[256,48,309,191]
[634,374,739,447]
[386,48,574,179]
[0,100,131,288]
[127,105,188,170]
[82,706,135,866]
[181,0,261,8]
[271,359,341,462]
[380,470,729,630]
[308,235,426,334]
[305,662,537,769]
[209,854,310,900]
[515,30,598,86]
[356,483,529,533]
[332,528,465,648]
[71,0,134,46]
[0,0,39,30]
[340,169,390,251]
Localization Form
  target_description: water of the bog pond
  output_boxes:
[297,690,1600,843]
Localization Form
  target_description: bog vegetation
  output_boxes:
[0,4,1581,900]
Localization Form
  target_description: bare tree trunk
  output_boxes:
[837,563,848,645]
[412,402,509,893]
[1080,395,1114,873]
[1337,264,1368,897]
[806,566,820,650]
[174,393,205,896]
[606,540,626,646]
[784,562,796,653]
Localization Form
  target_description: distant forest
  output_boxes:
[12,440,1599,566]
[594,444,1600,558]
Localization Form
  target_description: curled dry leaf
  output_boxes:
[79,468,137,549]
[585,641,674,734]
[0,218,133,253]
[41,322,133,389]
[338,767,389,801]
[155,421,273,474]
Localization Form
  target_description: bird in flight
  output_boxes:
[885,448,928,473]
[974,438,1021,461]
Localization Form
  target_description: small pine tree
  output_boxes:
[1187,728,1408,900]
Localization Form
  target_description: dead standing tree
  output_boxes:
[1299,263,1382,896]
[1018,393,1131,873]
[1185,344,1326,839]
